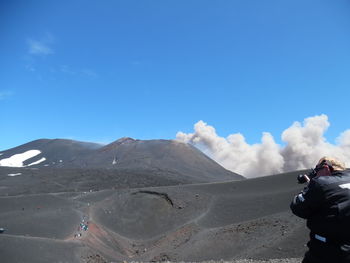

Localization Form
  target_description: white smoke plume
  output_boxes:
[176,114,350,178]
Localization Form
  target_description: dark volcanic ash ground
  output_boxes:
[0,139,308,262]
[0,167,308,263]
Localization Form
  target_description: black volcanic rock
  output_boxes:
[0,169,307,262]
[100,137,136,149]
[0,139,102,168]
[88,170,307,261]
[78,139,243,182]
[0,138,244,183]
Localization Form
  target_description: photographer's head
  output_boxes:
[315,156,346,175]
[297,156,346,184]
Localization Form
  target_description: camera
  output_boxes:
[297,160,334,184]
[297,168,317,184]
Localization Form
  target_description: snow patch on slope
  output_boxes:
[8,173,22,177]
[0,150,43,167]
[27,157,46,166]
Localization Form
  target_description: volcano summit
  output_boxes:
[0,138,308,263]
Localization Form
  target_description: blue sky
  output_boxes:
[1,0,350,151]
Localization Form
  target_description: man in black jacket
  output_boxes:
[291,157,350,263]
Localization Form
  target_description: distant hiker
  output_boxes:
[290,157,350,263]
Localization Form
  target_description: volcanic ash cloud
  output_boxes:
[176,114,350,178]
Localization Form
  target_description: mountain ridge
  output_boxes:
[0,138,244,182]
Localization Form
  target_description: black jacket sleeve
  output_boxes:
[290,178,324,219]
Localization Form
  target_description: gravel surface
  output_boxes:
[123,259,302,263]
[221,260,302,263]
